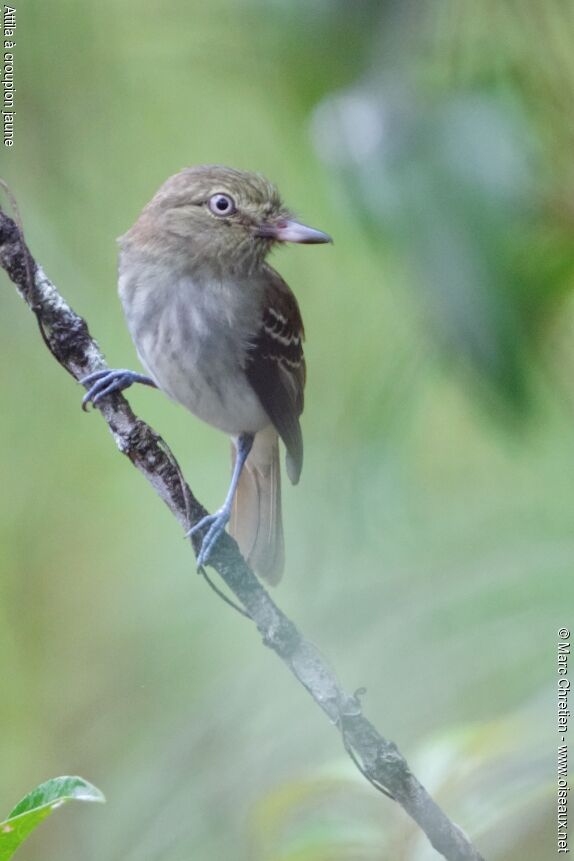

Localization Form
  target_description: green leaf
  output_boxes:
[0,776,105,861]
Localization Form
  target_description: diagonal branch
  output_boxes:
[0,203,485,861]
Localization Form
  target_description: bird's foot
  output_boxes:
[187,507,231,568]
[81,369,155,410]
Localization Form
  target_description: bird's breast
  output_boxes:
[118,260,269,435]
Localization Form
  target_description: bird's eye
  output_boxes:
[208,193,236,216]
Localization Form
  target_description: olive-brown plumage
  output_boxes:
[82,165,331,581]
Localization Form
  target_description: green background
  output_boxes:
[1,1,571,858]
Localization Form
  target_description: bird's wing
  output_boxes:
[245,267,306,484]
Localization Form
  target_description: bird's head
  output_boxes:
[122,165,331,272]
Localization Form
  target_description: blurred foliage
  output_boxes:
[249,699,551,860]
[308,0,574,413]
[1,1,572,859]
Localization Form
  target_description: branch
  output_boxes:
[0,202,485,861]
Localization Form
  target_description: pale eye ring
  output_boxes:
[208,193,236,216]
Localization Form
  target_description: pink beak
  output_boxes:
[257,218,332,244]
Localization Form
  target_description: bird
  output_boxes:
[81,165,331,583]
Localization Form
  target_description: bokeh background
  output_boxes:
[1,1,571,858]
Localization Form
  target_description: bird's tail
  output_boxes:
[229,426,284,584]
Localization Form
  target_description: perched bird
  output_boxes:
[82,165,331,583]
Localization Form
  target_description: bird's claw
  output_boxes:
[81,369,149,410]
[187,508,230,568]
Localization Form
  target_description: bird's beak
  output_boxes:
[256,218,332,244]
